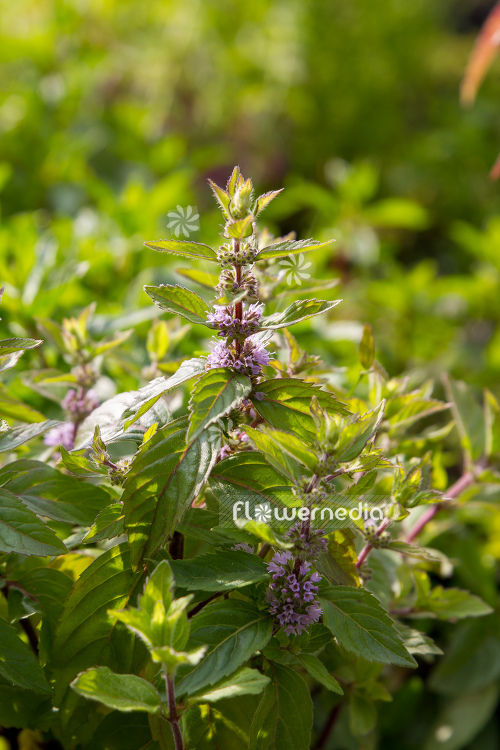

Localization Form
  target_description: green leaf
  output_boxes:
[191,667,270,703]
[295,653,343,694]
[251,378,349,441]
[261,299,341,330]
[122,417,220,569]
[249,662,313,750]
[187,369,252,441]
[396,624,443,657]
[443,375,485,464]
[144,285,211,326]
[253,190,283,216]
[176,600,273,696]
[50,543,145,698]
[319,586,417,668]
[0,420,63,453]
[417,587,493,620]
[0,679,52,730]
[316,530,360,587]
[0,488,67,557]
[226,215,254,239]
[144,239,218,262]
[71,667,161,713]
[244,426,312,479]
[175,268,220,291]
[255,238,334,261]
[335,401,385,463]
[359,323,375,369]
[0,617,52,694]
[121,359,206,430]
[83,504,125,543]
[0,337,42,356]
[208,179,231,215]
[0,385,46,423]
[171,551,268,592]
[423,684,499,750]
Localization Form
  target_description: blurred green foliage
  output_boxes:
[2,1,500,747]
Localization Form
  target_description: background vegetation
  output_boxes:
[2,0,500,748]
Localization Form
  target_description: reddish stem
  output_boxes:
[356,517,390,570]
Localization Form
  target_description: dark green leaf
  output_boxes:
[0,488,67,557]
[0,420,63,453]
[176,600,273,696]
[144,239,218,262]
[187,368,252,441]
[83,504,125,543]
[171,551,268,592]
[71,667,162,713]
[122,417,220,569]
[0,617,52,694]
[423,684,499,750]
[255,238,334,261]
[144,285,211,326]
[248,662,313,750]
[261,299,341,330]
[295,653,343,694]
[319,586,417,667]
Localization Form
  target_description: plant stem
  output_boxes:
[355,517,390,570]
[233,241,242,355]
[313,703,342,749]
[405,466,478,543]
[164,669,184,750]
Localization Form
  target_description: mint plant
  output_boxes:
[0,169,499,749]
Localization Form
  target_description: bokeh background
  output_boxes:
[2,2,500,750]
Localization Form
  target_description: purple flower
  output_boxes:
[265,550,323,636]
[44,422,75,450]
[231,543,255,554]
[206,303,263,339]
[62,389,99,420]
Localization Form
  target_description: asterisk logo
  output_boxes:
[167,205,200,238]
[254,503,272,524]
[279,253,312,286]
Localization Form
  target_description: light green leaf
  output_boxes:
[0,420,63,453]
[396,624,443,657]
[249,662,313,750]
[71,667,161,713]
[418,587,493,620]
[0,386,46,423]
[0,617,52,694]
[121,358,206,430]
[261,299,341,330]
[144,239,218,262]
[296,653,343,694]
[443,375,485,464]
[255,238,334,261]
[254,190,283,216]
[251,378,350,441]
[171,551,268,592]
[335,401,385,462]
[191,667,270,703]
[83,504,125,544]
[0,488,67,557]
[245,426,318,472]
[0,337,42,356]
[359,323,375,369]
[319,586,417,668]
[187,369,252,441]
[144,285,211,326]
[176,600,273,696]
[122,417,220,569]
[226,215,253,239]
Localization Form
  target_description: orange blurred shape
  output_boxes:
[461,1,500,107]
[490,152,500,179]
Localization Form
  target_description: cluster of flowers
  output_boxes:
[217,269,259,300]
[206,335,270,376]
[207,303,263,339]
[44,388,99,451]
[219,429,249,460]
[286,524,328,559]
[266,550,323,636]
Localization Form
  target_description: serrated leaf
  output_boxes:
[244,425,316,477]
[71,667,161,713]
[396,624,443,657]
[0,488,67,557]
[251,378,350,441]
[335,401,385,463]
[187,369,252,441]
[443,375,485,464]
[60,447,106,477]
[176,600,273,696]
[171,551,268,592]
[416,587,493,620]
[226,215,254,239]
[83,504,125,544]
[121,359,206,431]
[255,238,334,261]
[319,586,417,667]
[316,530,360,587]
[0,420,63,453]
[50,543,145,701]
[254,190,283,216]
[261,299,341,330]
[295,653,343,694]
[144,285,211,326]
[0,618,52,694]
[249,662,313,750]
[122,417,220,569]
[0,338,42,356]
[144,239,217,262]
[191,667,270,703]
[208,179,231,215]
